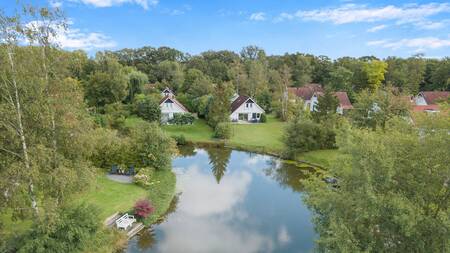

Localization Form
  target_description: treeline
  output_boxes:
[109,46,450,95]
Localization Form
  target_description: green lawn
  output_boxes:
[163,118,214,143]
[78,170,176,223]
[228,115,284,153]
[78,175,149,220]
[296,149,341,168]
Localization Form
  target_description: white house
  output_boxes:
[414,91,449,106]
[161,87,175,98]
[160,96,189,123]
[230,95,265,122]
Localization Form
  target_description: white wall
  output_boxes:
[415,94,427,105]
[160,101,187,122]
[230,101,265,122]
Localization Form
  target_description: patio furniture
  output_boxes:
[127,166,135,176]
[110,165,118,174]
[115,213,136,230]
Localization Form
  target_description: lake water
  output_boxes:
[126,146,317,253]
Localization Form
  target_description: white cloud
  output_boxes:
[367,37,450,51]
[71,0,158,10]
[275,3,450,28]
[277,225,291,245]
[25,20,116,50]
[367,24,387,32]
[415,19,450,30]
[249,12,266,21]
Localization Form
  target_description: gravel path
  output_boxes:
[106,174,133,184]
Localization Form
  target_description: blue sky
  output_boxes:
[3,0,450,58]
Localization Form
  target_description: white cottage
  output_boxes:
[161,87,175,98]
[160,96,189,123]
[230,95,265,122]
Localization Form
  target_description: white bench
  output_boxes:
[115,213,136,230]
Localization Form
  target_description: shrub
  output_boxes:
[128,122,177,170]
[214,122,232,139]
[133,94,161,122]
[169,113,195,125]
[172,134,187,145]
[260,113,267,123]
[133,167,155,188]
[283,119,336,158]
[134,199,154,219]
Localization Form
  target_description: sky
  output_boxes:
[2,0,450,58]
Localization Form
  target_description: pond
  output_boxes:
[126,146,317,253]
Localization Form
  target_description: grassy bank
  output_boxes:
[79,170,176,224]
[155,115,338,168]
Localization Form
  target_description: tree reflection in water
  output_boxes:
[177,145,196,157]
[206,147,232,183]
[263,159,316,192]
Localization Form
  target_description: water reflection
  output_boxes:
[207,148,231,183]
[127,147,316,253]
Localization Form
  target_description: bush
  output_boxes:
[133,94,161,122]
[214,122,232,139]
[133,167,155,188]
[17,203,101,253]
[169,113,195,125]
[172,134,187,145]
[283,119,336,158]
[128,122,177,170]
[134,199,154,219]
[260,113,267,123]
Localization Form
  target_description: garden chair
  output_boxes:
[128,166,135,176]
[110,165,118,174]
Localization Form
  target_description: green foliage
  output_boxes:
[214,122,232,139]
[259,113,267,123]
[128,121,177,170]
[155,60,184,91]
[126,70,148,103]
[362,60,388,91]
[350,88,411,130]
[133,167,155,188]
[207,82,233,127]
[283,118,336,158]
[84,55,128,108]
[169,113,195,125]
[103,102,130,130]
[172,134,187,145]
[88,128,130,168]
[133,94,161,122]
[304,115,450,252]
[17,203,102,253]
[312,89,339,124]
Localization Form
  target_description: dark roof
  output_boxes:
[420,91,449,104]
[162,87,175,95]
[334,92,353,109]
[159,96,189,112]
[231,95,250,113]
[287,83,324,100]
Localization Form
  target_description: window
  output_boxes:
[252,113,257,119]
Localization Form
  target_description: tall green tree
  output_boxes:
[304,115,450,252]
[207,82,233,127]
[312,89,339,124]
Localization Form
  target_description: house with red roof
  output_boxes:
[230,95,265,122]
[159,87,190,123]
[414,91,449,106]
[413,91,449,113]
[288,83,353,114]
